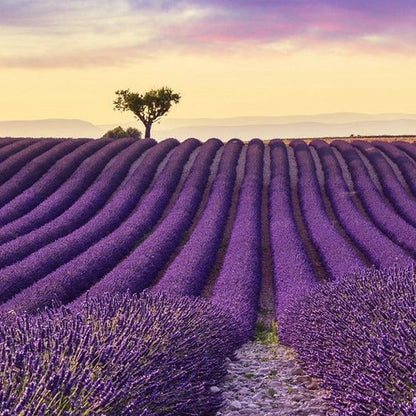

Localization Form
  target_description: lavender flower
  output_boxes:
[0,291,242,415]
[280,265,416,415]
[0,138,137,240]
[0,138,107,226]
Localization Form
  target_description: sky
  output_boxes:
[1,0,416,125]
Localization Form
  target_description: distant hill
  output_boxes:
[2,113,416,140]
[154,119,416,141]
[152,112,416,129]
[0,119,101,138]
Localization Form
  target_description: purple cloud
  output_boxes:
[173,0,416,48]
[0,0,415,68]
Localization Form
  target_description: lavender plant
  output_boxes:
[0,138,107,226]
[76,138,220,303]
[268,140,317,316]
[211,139,263,339]
[153,138,242,296]
[0,139,85,208]
[0,137,33,150]
[291,140,364,280]
[0,139,177,307]
[280,265,416,415]
[0,139,199,314]
[311,140,411,267]
[351,140,416,228]
[0,138,167,270]
[0,138,32,158]
[0,138,134,240]
[0,291,242,415]
[373,141,416,198]
[331,140,416,256]
[0,139,59,187]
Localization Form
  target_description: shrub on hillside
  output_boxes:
[279,266,416,415]
[0,291,243,415]
[101,126,142,139]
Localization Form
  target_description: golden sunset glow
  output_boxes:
[1,1,416,127]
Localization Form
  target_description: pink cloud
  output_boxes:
[1,0,416,68]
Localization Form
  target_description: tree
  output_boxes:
[113,87,181,138]
[101,126,142,139]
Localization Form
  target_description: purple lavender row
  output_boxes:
[0,138,24,148]
[211,139,264,339]
[153,139,243,296]
[372,141,416,197]
[0,291,242,415]
[331,140,416,257]
[0,138,33,162]
[0,139,107,226]
[291,141,365,281]
[0,139,154,267]
[268,141,318,317]
[69,138,220,305]
[0,138,88,210]
[395,140,416,166]
[0,138,135,243]
[311,140,411,267]
[0,139,61,187]
[280,266,416,415]
[0,139,202,313]
[351,140,416,228]
[0,139,175,304]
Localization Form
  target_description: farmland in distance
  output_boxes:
[0,136,416,415]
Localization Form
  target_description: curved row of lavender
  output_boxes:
[311,139,411,266]
[280,266,416,415]
[152,139,243,296]
[291,140,365,280]
[73,138,221,304]
[353,140,416,227]
[0,138,136,240]
[0,139,157,267]
[0,139,108,227]
[332,140,416,255]
[0,291,244,415]
[210,138,263,338]
[268,140,318,316]
[1,137,416,414]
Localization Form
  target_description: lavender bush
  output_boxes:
[154,139,242,296]
[0,139,85,208]
[311,140,411,267]
[0,291,242,416]
[0,139,198,313]
[0,138,106,226]
[332,140,416,256]
[280,265,416,415]
[268,140,317,316]
[0,138,134,239]
[291,140,364,280]
[77,138,220,303]
[355,140,416,227]
[211,139,263,339]
[0,138,163,270]
[373,141,416,197]
[0,138,32,158]
[0,139,59,187]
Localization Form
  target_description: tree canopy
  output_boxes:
[113,87,181,138]
[101,126,142,139]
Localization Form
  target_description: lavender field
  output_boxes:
[0,136,415,415]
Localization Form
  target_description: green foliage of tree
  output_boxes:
[113,87,181,138]
[101,126,142,139]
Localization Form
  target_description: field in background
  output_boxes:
[0,136,416,318]
[1,136,416,414]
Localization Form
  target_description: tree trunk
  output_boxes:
[145,124,152,139]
